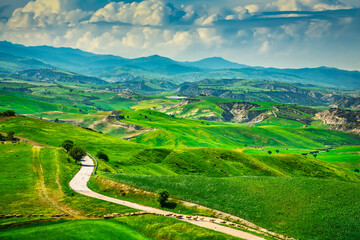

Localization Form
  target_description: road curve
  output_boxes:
[69,155,265,240]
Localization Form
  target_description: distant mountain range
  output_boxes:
[0,41,359,90]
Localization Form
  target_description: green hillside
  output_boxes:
[105,174,360,240]
[118,110,360,149]
[1,116,359,177]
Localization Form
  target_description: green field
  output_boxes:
[0,215,240,240]
[118,110,360,149]
[104,174,360,240]
[0,142,135,226]
[2,117,359,179]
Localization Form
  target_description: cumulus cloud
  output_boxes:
[0,0,359,69]
[89,0,171,26]
[6,0,91,28]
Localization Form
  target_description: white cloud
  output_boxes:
[0,0,359,70]
[6,0,91,28]
[90,0,170,26]
[259,41,270,53]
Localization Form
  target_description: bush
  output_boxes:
[156,189,170,207]
[61,140,74,152]
[0,110,16,117]
[6,131,15,141]
[69,145,86,162]
[96,151,109,162]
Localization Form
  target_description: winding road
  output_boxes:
[69,155,265,240]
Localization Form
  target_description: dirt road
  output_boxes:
[69,155,265,240]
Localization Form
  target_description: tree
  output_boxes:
[355,169,359,173]
[62,140,74,152]
[0,110,15,117]
[6,131,15,141]
[0,133,4,141]
[156,189,170,207]
[96,151,109,162]
[267,150,272,155]
[69,146,86,162]
[313,154,317,158]
[276,150,279,153]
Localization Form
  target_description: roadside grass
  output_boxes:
[115,214,241,240]
[0,215,242,240]
[104,174,360,240]
[0,220,150,240]
[88,175,216,217]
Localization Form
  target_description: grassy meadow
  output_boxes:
[0,142,135,226]
[104,174,360,240]
[0,215,240,240]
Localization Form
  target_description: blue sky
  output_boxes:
[0,0,359,70]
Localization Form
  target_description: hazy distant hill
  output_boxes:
[1,41,360,89]
[0,52,52,72]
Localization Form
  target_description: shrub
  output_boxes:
[6,131,15,141]
[69,145,86,162]
[156,189,170,207]
[96,151,109,162]
[61,140,74,152]
[0,110,16,117]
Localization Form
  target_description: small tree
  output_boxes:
[6,131,15,141]
[276,150,279,153]
[267,150,272,155]
[69,145,86,162]
[0,133,4,141]
[313,154,317,158]
[156,189,170,207]
[96,151,109,162]
[354,169,359,173]
[62,140,74,152]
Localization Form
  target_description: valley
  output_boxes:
[1,41,360,240]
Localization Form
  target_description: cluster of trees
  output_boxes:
[0,110,16,117]
[0,131,17,141]
[61,140,86,162]
[62,140,109,163]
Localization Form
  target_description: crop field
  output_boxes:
[105,174,360,240]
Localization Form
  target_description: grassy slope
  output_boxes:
[0,220,150,240]
[2,117,358,180]
[0,95,80,114]
[119,110,360,149]
[0,215,240,240]
[105,174,360,240]
[0,142,134,226]
[0,80,137,113]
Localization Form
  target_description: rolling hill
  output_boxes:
[1,41,360,89]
